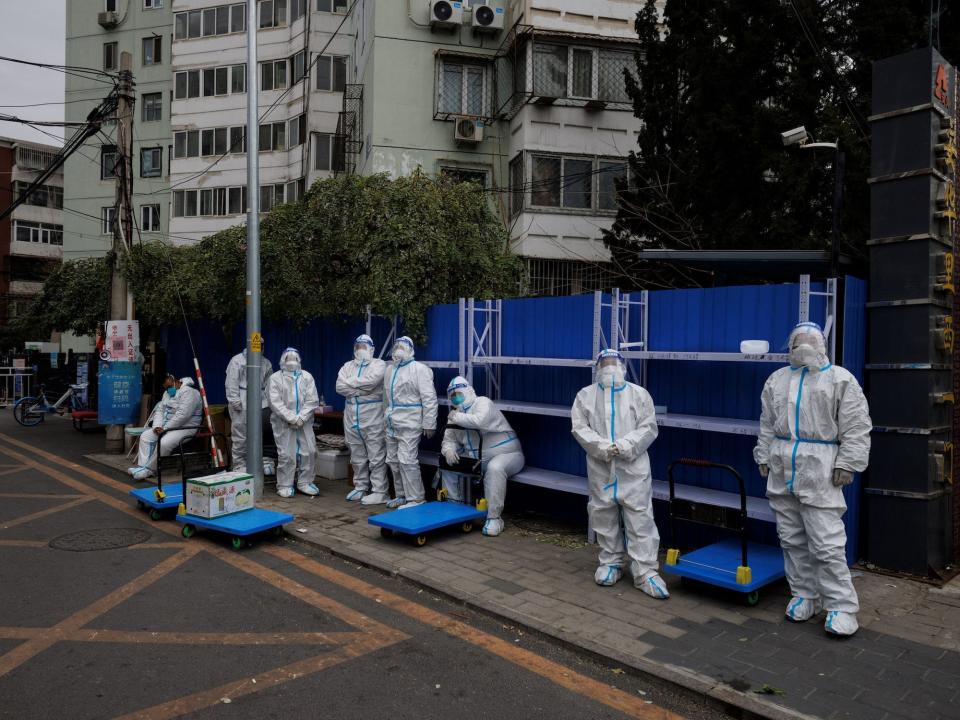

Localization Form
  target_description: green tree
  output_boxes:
[607,0,960,285]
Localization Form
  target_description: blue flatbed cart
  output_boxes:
[662,458,785,606]
[369,423,486,546]
[130,485,183,521]
[176,507,295,550]
[127,429,215,521]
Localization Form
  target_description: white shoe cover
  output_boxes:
[824,611,858,636]
[386,496,407,509]
[361,492,390,506]
[297,483,320,496]
[635,572,670,599]
[482,518,504,536]
[132,468,153,481]
[345,489,365,501]
[398,499,425,510]
[785,597,822,622]
[594,565,623,586]
[277,487,294,498]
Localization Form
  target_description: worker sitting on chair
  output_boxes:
[128,375,203,481]
[442,376,524,537]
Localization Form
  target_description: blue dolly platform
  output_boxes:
[130,486,183,521]
[177,508,295,550]
[661,458,785,605]
[369,502,486,546]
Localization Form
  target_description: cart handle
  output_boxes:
[666,458,748,568]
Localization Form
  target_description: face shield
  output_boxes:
[787,322,827,369]
[281,348,302,373]
[353,334,375,361]
[392,337,414,362]
[596,350,626,388]
[447,376,475,409]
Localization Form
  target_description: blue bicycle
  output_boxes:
[13,383,88,427]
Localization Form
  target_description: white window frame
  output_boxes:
[103,42,117,72]
[141,147,162,178]
[101,146,118,180]
[567,46,598,100]
[316,0,347,11]
[313,132,333,171]
[259,0,287,29]
[144,0,163,9]
[141,205,161,232]
[142,35,162,67]
[101,207,116,235]
[105,0,118,11]
[439,165,490,188]
[438,59,490,117]
[315,55,348,92]
[142,92,162,122]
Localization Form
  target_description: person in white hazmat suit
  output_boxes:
[571,350,669,600]
[268,348,320,498]
[336,334,389,504]
[754,321,871,637]
[442,376,525,537]
[383,336,437,509]
[225,349,273,474]
[128,375,203,481]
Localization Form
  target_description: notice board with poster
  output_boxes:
[97,361,141,425]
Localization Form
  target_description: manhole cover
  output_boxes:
[49,528,151,552]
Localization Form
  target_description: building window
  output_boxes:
[105,0,118,11]
[529,155,592,209]
[174,187,246,217]
[141,147,162,178]
[260,60,287,91]
[315,55,347,92]
[440,166,488,188]
[286,178,305,203]
[291,50,306,85]
[230,125,247,153]
[176,3,245,40]
[598,160,627,210]
[290,0,306,22]
[101,145,118,180]
[316,0,347,11]
[13,220,63,245]
[144,0,163,8]
[258,121,286,152]
[532,44,634,103]
[13,181,62,210]
[260,183,286,212]
[101,207,116,235]
[231,64,246,94]
[259,0,287,28]
[509,155,523,217]
[175,126,246,158]
[231,4,246,32]
[176,66,243,99]
[288,114,306,148]
[142,36,162,66]
[142,92,162,122]
[438,60,489,116]
[314,132,332,171]
[141,205,161,232]
[103,42,117,72]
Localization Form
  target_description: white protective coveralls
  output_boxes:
[132,378,203,479]
[383,336,437,509]
[336,335,388,503]
[571,350,668,599]
[754,321,871,636]
[268,348,320,497]
[225,349,273,473]
[442,376,525,537]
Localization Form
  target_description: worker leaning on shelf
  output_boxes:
[128,374,202,481]
[336,334,390,505]
[753,321,871,637]
[442,376,525,537]
[571,349,669,600]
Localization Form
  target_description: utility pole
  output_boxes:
[105,51,135,453]
[245,0,264,497]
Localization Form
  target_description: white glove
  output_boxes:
[443,449,460,465]
[448,411,464,424]
[833,468,854,487]
[230,401,242,413]
[604,444,619,461]
[294,416,305,428]
[423,428,435,439]
[758,464,769,478]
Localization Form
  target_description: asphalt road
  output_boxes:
[0,410,730,720]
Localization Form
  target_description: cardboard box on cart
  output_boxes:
[186,471,255,519]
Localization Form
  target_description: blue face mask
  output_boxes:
[450,394,465,406]
[166,386,176,398]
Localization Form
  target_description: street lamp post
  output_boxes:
[781,126,843,276]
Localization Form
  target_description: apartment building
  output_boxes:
[0,138,65,328]
[64,0,646,294]
[64,0,173,254]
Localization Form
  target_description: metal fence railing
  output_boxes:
[0,368,34,408]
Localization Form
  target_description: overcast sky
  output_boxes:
[0,0,66,147]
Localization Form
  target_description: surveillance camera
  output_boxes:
[781,126,809,147]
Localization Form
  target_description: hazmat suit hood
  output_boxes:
[446,376,477,410]
[788,322,829,371]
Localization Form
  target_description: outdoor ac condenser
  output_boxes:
[430,0,463,29]
[472,3,505,33]
[454,117,484,143]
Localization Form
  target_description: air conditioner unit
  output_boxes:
[429,0,463,30]
[472,3,504,34]
[97,10,120,29]
[454,117,484,143]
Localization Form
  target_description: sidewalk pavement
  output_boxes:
[95,455,960,720]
